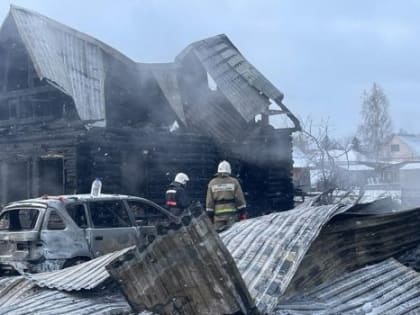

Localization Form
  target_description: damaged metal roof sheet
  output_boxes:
[220,203,351,313]
[0,277,132,314]
[140,62,187,125]
[1,5,134,125]
[176,34,300,129]
[106,210,256,314]
[0,286,131,315]
[274,258,420,314]
[0,277,35,307]
[23,246,133,291]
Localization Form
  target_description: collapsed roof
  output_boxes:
[0,5,299,141]
[0,197,416,314]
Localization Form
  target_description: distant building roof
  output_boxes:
[398,135,420,156]
[328,149,370,164]
[338,164,374,171]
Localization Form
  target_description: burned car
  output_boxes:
[0,194,176,274]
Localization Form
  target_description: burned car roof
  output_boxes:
[3,194,154,209]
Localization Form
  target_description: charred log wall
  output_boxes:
[81,127,294,214]
[0,122,86,204]
[77,128,218,207]
[221,128,294,216]
[0,121,294,216]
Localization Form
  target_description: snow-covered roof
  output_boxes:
[328,149,370,164]
[338,164,374,171]
[400,162,420,170]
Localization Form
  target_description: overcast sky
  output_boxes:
[1,0,419,138]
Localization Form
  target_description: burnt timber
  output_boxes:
[0,6,299,214]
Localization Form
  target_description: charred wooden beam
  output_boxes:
[0,85,54,101]
[106,207,258,315]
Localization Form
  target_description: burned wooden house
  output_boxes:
[0,6,300,215]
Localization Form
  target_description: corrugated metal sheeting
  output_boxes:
[177,34,278,122]
[1,6,300,144]
[106,211,256,314]
[176,34,299,131]
[0,201,418,314]
[143,63,187,125]
[220,203,350,313]
[0,276,133,315]
[8,5,117,123]
[23,246,133,291]
[274,258,420,314]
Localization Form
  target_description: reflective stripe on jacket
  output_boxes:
[206,174,246,216]
[165,182,190,210]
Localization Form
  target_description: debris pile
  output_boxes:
[107,207,257,314]
[0,200,420,314]
[274,258,420,314]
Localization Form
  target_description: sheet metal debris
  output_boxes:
[0,200,419,314]
[0,277,35,307]
[220,204,350,313]
[274,258,420,314]
[106,209,257,315]
[23,246,133,291]
[0,276,132,315]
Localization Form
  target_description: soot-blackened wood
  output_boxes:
[107,209,258,315]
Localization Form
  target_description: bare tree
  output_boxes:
[357,83,393,160]
[294,117,349,192]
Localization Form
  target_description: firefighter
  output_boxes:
[206,160,247,231]
[165,173,190,215]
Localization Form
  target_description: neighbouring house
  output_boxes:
[383,134,420,162]
[0,6,300,215]
[329,149,375,188]
[293,145,375,191]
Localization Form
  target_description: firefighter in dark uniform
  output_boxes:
[165,173,190,216]
[206,161,247,231]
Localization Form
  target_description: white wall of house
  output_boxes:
[383,135,420,161]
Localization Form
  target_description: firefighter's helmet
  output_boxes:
[217,160,231,174]
[174,173,189,185]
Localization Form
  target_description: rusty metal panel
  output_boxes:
[220,204,350,313]
[106,210,257,315]
[23,246,133,291]
[274,258,420,314]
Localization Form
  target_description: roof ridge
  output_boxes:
[9,5,134,66]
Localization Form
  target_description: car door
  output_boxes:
[86,200,138,257]
[126,199,173,244]
[40,207,90,261]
